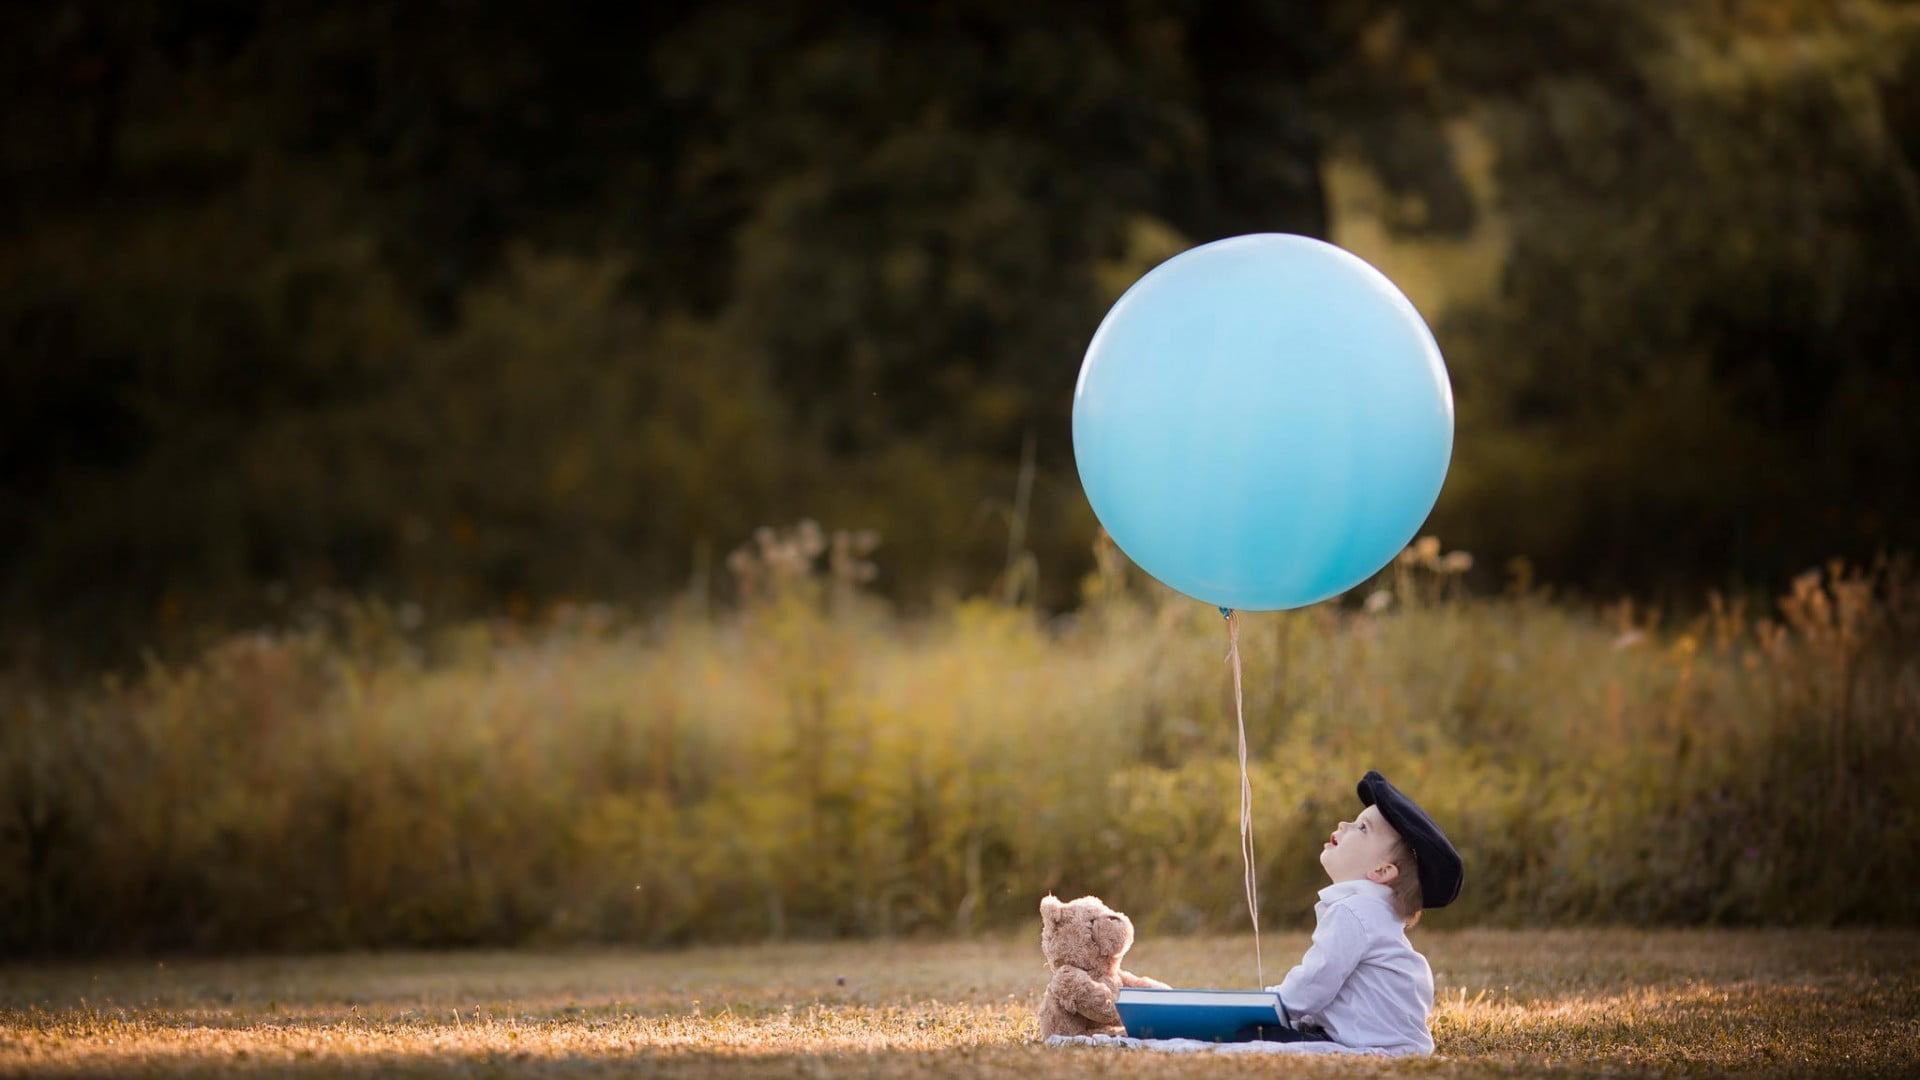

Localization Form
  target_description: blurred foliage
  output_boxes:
[2,532,1914,953]
[1437,0,1920,593]
[2,0,1918,662]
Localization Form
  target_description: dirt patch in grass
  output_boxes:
[2,929,1916,1077]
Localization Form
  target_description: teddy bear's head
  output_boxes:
[1039,894,1137,973]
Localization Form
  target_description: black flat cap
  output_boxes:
[1358,770,1463,909]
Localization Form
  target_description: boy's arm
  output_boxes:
[1265,906,1368,1016]
[1117,970,1169,989]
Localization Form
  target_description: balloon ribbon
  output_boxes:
[1223,607,1263,988]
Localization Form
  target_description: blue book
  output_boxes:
[1114,986,1289,1042]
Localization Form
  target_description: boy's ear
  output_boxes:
[1368,862,1401,886]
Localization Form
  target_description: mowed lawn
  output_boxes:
[3,929,1917,1077]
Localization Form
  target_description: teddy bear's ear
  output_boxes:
[1040,895,1063,920]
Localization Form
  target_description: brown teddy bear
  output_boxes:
[1038,894,1169,1039]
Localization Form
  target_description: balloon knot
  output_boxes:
[1219,607,1234,619]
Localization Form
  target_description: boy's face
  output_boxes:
[1319,804,1404,885]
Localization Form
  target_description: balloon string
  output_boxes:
[1224,608,1263,988]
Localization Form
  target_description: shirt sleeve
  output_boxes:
[1266,905,1368,1016]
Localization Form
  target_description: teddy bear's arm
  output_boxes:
[1118,970,1169,989]
[1050,969,1121,1025]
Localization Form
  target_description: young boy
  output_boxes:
[1258,770,1463,1055]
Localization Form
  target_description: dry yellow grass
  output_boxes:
[3,929,1916,1077]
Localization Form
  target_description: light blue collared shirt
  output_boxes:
[1265,879,1434,1055]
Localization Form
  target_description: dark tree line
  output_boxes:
[3,1,1916,663]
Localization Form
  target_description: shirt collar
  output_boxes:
[1318,878,1394,905]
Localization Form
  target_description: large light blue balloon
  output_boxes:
[1073,234,1453,611]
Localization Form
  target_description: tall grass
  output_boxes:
[2,529,1915,954]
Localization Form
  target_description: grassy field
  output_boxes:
[3,929,1917,1077]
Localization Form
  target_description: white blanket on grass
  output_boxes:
[1045,1033,1395,1055]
